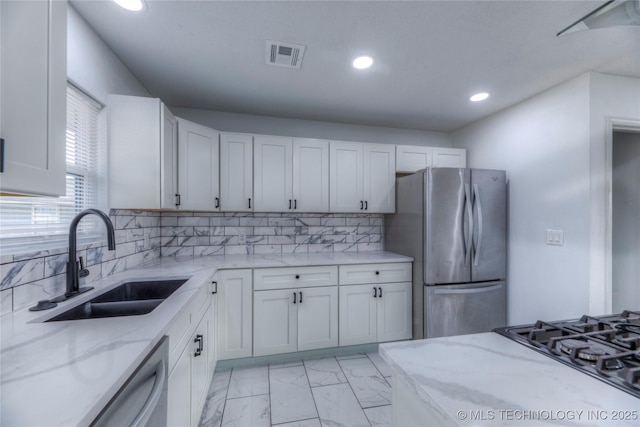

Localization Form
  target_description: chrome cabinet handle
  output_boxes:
[130,359,166,427]
[211,281,218,294]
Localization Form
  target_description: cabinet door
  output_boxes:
[168,344,191,427]
[376,282,412,342]
[177,118,220,211]
[0,0,66,196]
[432,147,467,168]
[208,281,217,374]
[217,269,253,360]
[339,284,377,346]
[220,133,253,211]
[191,314,210,427]
[293,139,329,212]
[254,136,293,212]
[253,289,297,356]
[396,145,432,173]
[160,105,178,209]
[108,95,164,209]
[364,143,395,213]
[298,286,338,351]
[330,141,364,213]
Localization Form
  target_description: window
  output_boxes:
[0,84,105,251]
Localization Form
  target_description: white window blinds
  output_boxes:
[0,84,104,250]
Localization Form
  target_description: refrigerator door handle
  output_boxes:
[463,183,473,267]
[473,183,483,266]
[432,283,502,295]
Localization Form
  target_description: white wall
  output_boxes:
[452,74,592,324]
[588,73,640,315]
[452,72,640,324]
[171,107,452,147]
[67,4,150,103]
[611,132,640,312]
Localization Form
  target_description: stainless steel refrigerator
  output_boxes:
[385,168,507,339]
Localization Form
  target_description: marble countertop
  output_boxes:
[1,251,411,427]
[380,333,640,426]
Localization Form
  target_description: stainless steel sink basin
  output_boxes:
[47,279,187,321]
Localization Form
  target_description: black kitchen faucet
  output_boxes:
[63,209,116,299]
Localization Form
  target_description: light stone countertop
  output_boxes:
[1,251,411,427]
[380,333,640,427]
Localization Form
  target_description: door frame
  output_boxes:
[604,117,640,313]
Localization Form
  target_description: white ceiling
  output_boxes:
[70,0,640,132]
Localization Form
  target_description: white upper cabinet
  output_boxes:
[177,118,220,211]
[253,136,293,212]
[364,143,396,213]
[254,136,329,213]
[220,133,253,212]
[293,138,329,212]
[0,0,67,196]
[432,147,467,168]
[396,145,466,172]
[395,145,432,173]
[329,141,364,213]
[108,95,178,209]
[330,141,395,213]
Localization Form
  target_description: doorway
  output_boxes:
[611,131,640,312]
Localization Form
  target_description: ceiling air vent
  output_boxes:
[266,40,306,69]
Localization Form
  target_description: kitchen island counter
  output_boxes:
[1,251,411,427]
[380,332,640,426]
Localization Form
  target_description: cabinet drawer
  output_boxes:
[339,263,412,285]
[254,266,338,290]
[167,284,210,373]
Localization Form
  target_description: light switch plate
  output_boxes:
[546,229,564,246]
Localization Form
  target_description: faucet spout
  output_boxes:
[64,209,116,298]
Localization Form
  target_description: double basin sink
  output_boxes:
[47,279,187,322]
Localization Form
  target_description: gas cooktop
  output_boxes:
[495,310,640,399]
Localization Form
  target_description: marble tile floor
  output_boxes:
[199,352,394,427]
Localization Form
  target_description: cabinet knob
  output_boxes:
[295,274,300,279]
[375,271,380,275]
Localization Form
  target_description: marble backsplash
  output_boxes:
[159,212,383,257]
[0,210,384,314]
[0,210,162,314]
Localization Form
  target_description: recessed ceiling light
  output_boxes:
[113,0,145,12]
[352,55,374,70]
[470,92,490,102]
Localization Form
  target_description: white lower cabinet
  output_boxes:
[168,308,211,427]
[253,286,338,356]
[216,269,253,360]
[339,282,412,346]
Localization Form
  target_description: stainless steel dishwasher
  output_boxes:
[91,336,169,427]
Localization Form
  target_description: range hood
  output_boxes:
[558,0,640,36]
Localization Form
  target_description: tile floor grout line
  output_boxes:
[301,357,322,425]
[267,364,273,426]
[336,354,373,426]
[218,368,233,427]
[365,352,391,387]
